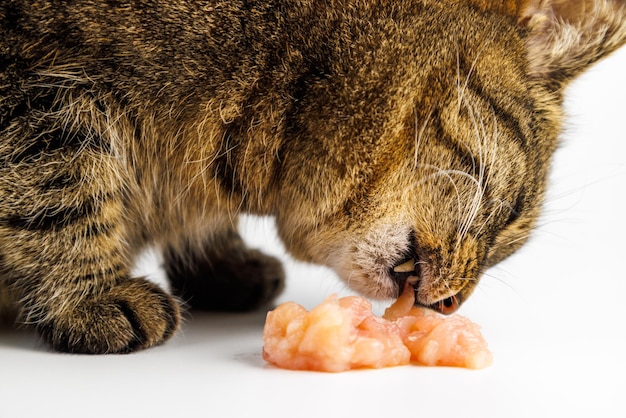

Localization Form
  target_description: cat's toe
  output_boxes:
[36,279,181,354]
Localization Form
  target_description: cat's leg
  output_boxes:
[0,94,180,354]
[0,279,18,326]
[163,223,285,311]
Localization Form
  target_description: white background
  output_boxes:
[1,47,625,418]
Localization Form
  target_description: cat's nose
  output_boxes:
[429,294,461,315]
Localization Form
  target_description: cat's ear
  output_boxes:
[519,0,626,85]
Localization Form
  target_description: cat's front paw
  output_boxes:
[36,279,181,354]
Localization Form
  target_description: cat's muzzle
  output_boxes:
[390,257,460,315]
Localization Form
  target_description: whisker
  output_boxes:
[456,38,488,115]
[458,276,480,283]
[414,164,482,190]
[456,97,485,244]
[501,233,533,247]
[413,163,464,221]
[413,104,436,170]
[480,270,518,293]
[473,198,505,238]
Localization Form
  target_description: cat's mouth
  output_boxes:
[390,256,461,315]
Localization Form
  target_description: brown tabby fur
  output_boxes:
[0,0,624,353]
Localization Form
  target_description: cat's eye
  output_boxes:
[505,190,525,226]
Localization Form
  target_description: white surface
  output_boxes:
[2,48,626,418]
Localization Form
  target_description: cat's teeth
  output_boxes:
[393,258,415,273]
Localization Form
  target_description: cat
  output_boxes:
[0,0,624,354]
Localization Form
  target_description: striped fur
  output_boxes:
[0,0,624,353]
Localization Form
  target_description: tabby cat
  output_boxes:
[0,0,624,353]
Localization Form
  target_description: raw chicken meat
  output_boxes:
[262,285,492,372]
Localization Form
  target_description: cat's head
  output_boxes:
[274,0,626,312]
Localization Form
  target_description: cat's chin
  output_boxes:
[338,271,401,301]
[327,253,415,301]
